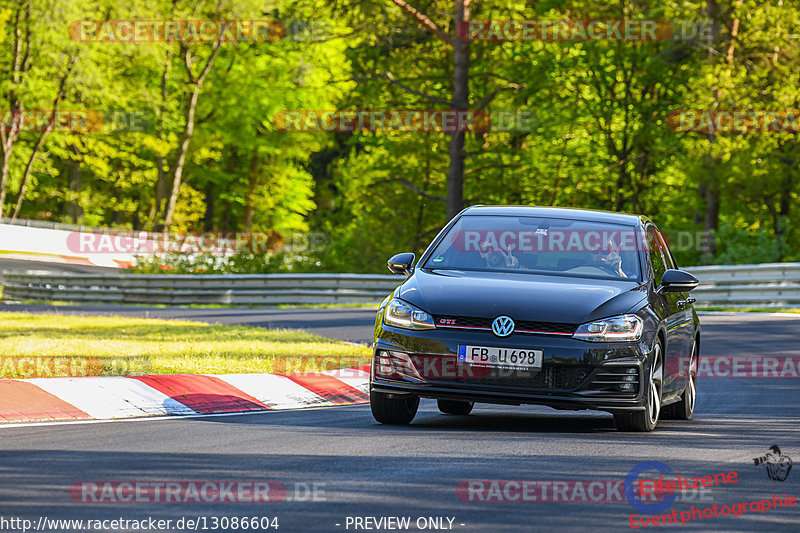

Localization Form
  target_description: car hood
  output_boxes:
[397,268,647,324]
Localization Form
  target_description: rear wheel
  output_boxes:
[370,390,419,425]
[437,399,474,415]
[614,342,663,432]
[663,341,697,420]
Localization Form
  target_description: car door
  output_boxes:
[658,230,696,391]
[646,225,685,397]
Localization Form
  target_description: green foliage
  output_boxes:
[1,0,798,272]
[128,250,326,274]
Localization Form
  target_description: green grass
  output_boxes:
[5,298,377,310]
[699,307,800,313]
[0,312,371,378]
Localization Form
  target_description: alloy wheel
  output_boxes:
[648,344,663,426]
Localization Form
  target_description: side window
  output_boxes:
[647,227,668,286]
[655,228,676,270]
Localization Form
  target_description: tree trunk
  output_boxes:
[699,180,719,259]
[11,55,76,220]
[0,149,12,219]
[66,157,82,224]
[10,128,49,220]
[445,0,470,221]
[775,145,796,260]
[204,182,215,231]
[698,0,731,262]
[162,85,199,231]
[149,50,172,228]
[0,6,25,218]
[242,149,260,231]
[614,168,628,211]
[163,42,222,232]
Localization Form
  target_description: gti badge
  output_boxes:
[492,316,515,337]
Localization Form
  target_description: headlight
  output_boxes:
[573,314,643,342]
[383,298,435,330]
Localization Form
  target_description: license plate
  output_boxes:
[457,345,543,370]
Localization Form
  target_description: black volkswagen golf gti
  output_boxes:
[370,206,700,431]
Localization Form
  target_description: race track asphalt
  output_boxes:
[0,309,798,532]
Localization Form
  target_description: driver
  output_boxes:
[479,240,520,269]
[590,239,628,278]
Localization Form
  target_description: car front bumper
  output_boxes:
[371,324,655,413]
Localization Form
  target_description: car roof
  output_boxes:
[462,205,647,226]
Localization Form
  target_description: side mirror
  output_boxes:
[657,269,699,293]
[387,252,415,276]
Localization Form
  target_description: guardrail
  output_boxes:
[2,263,799,307]
[685,263,800,308]
[0,271,404,305]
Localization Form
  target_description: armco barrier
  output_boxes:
[686,263,800,307]
[0,272,404,305]
[1,263,799,307]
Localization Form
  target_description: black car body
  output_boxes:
[370,206,700,431]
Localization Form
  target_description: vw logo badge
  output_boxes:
[492,316,515,337]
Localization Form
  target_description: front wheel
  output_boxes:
[614,342,663,432]
[663,341,697,420]
[370,390,419,425]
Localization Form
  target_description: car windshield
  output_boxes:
[423,215,643,282]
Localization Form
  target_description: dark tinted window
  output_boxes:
[647,227,668,285]
[424,215,642,281]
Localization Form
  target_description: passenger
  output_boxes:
[590,239,628,278]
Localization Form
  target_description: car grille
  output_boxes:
[434,315,577,335]
[447,363,591,390]
[374,351,591,391]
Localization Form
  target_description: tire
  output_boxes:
[437,399,474,415]
[614,342,663,432]
[663,340,697,420]
[370,389,419,425]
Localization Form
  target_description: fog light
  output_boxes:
[619,368,637,391]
